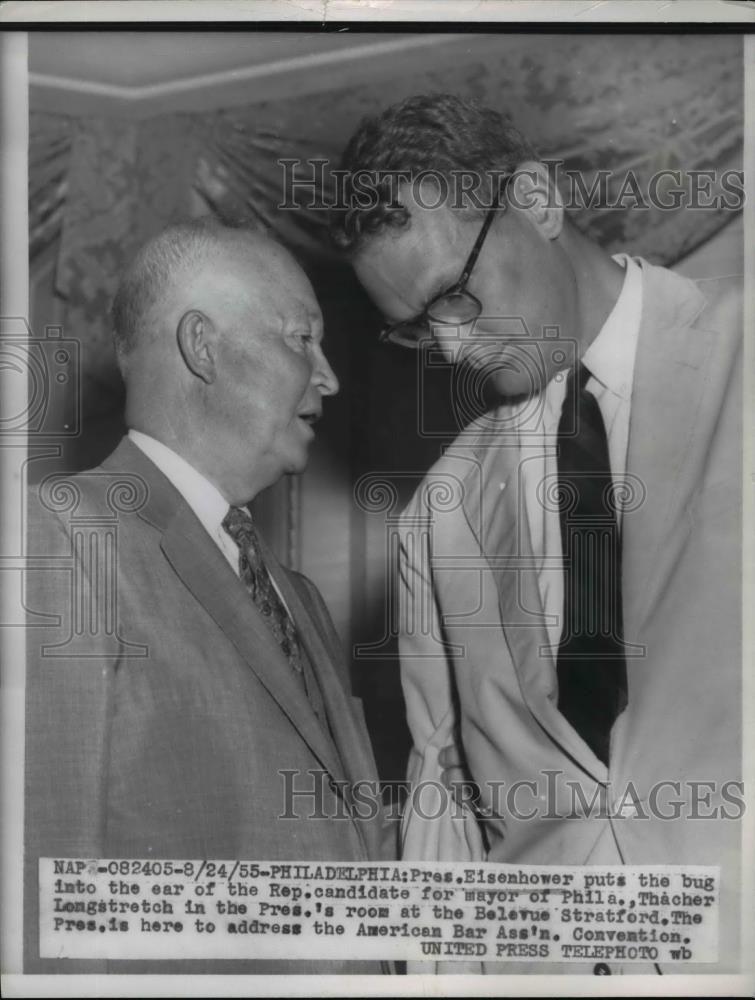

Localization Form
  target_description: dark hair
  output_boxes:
[329,93,537,254]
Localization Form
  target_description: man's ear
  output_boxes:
[176,309,216,384]
[509,160,563,240]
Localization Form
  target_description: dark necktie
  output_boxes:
[222,505,303,681]
[556,362,628,765]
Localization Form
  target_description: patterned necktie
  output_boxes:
[556,362,628,765]
[222,505,303,678]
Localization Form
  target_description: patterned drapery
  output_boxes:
[30,33,743,418]
[29,112,72,261]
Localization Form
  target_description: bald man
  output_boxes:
[24,220,394,975]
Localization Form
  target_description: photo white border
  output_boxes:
[1,2,752,997]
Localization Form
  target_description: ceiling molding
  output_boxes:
[28,33,474,118]
[30,72,135,101]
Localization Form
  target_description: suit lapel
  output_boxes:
[265,550,380,834]
[621,262,711,644]
[160,506,348,784]
[104,439,347,784]
[261,542,380,860]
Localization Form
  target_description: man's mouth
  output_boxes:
[297,410,321,427]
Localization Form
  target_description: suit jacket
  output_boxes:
[398,259,742,975]
[24,438,395,975]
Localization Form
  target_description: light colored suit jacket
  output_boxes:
[24,438,395,975]
[398,260,742,975]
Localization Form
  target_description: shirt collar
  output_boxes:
[127,429,231,540]
[581,252,643,401]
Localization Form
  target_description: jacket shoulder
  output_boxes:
[691,270,743,346]
[640,257,741,339]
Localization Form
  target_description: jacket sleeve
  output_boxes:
[398,505,486,975]
[24,495,115,973]
[397,508,485,864]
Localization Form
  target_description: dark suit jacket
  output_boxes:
[24,438,395,974]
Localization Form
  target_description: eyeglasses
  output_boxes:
[378,183,508,350]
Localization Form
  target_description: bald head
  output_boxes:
[111,217,302,368]
[112,217,339,505]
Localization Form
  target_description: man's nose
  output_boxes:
[314,350,340,397]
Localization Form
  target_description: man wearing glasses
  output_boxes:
[331,94,742,975]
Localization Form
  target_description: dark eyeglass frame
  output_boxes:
[378,180,509,349]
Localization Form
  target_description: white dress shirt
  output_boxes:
[518,253,643,655]
[128,429,241,576]
[128,431,296,615]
